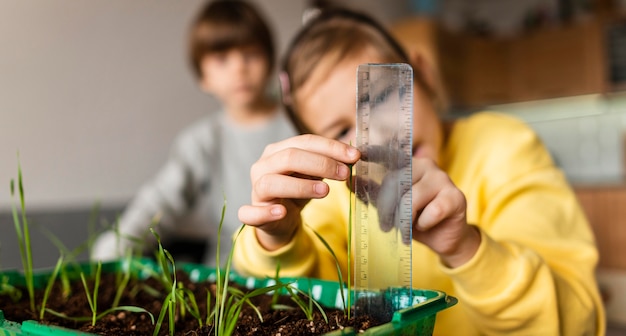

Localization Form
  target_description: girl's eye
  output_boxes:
[335,128,350,141]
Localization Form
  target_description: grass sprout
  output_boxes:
[39,255,64,320]
[46,306,155,325]
[10,158,35,312]
[269,263,327,322]
[45,260,155,327]
[308,226,348,317]
[210,198,284,336]
[347,162,354,319]
[287,283,328,322]
[0,275,22,302]
[82,261,102,326]
[112,250,134,308]
[150,227,203,336]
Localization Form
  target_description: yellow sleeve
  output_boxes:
[232,180,350,281]
[443,112,605,335]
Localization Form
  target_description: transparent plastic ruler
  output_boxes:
[353,63,413,322]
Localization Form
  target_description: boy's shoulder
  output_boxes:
[180,112,222,135]
[172,112,224,154]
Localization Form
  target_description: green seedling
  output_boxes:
[309,226,348,317]
[46,306,155,323]
[10,158,35,312]
[153,283,204,336]
[0,275,22,302]
[304,162,354,319]
[150,227,203,336]
[82,261,102,326]
[46,305,155,326]
[39,255,64,320]
[59,267,72,299]
[287,283,328,322]
[37,218,104,299]
[217,284,281,335]
[154,281,176,336]
[150,227,175,290]
[45,260,155,327]
[347,162,354,319]
[111,250,134,308]
[270,262,282,307]
[210,198,283,336]
[269,263,328,322]
[213,198,244,336]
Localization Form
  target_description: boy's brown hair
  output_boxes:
[281,8,439,134]
[188,0,275,80]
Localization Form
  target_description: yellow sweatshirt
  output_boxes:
[233,112,605,335]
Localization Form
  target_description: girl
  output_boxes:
[233,8,604,335]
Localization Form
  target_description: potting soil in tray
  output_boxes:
[0,258,456,335]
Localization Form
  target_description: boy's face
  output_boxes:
[295,48,443,165]
[199,45,269,109]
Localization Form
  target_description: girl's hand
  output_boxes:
[238,134,360,251]
[410,158,480,268]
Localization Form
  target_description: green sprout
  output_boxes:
[270,265,328,323]
[82,261,102,326]
[150,227,203,336]
[111,250,134,308]
[286,282,328,322]
[39,255,64,320]
[347,162,354,319]
[210,198,282,336]
[0,275,22,303]
[45,260,155,327]
[309,226,348,317]
[10,158,35,312]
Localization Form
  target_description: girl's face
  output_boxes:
[294,49,444,164]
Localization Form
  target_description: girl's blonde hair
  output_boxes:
[281,8,438,134]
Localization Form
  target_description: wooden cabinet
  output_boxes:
[575,186,626,270]
[510,19,607,102]
[390,17,608,109]
[461,37,512,106]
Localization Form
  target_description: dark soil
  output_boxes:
[0,270,382,335]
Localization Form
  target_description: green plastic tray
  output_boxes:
[0,259,456,335]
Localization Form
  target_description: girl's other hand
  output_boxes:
[238,134,360,251]
[410,158,480,268]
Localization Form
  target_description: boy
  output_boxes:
[92,0,296,265]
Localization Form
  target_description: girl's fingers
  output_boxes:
[252,147,353,185]
[261,134,360,164]
[415,186,466,231]
[253,173,330,202]
[411,158,466,231]
[238,204,286,227]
